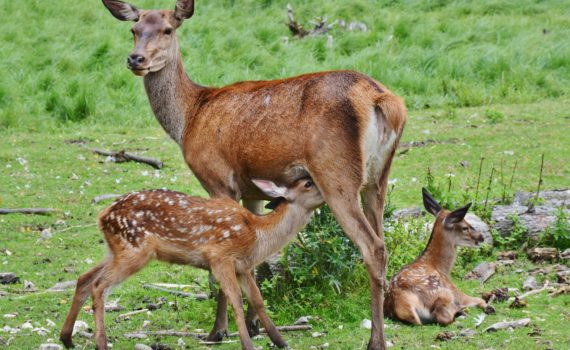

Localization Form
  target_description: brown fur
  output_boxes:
[60,179,323,350]
[384,191,488,326]
[101,1,407,348]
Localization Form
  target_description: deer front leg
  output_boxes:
[458,292,495,314]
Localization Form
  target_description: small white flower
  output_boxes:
[115,178,122,184]
[141,170,149,177]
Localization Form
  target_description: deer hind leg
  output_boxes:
[91,254,152,350]
[211,263,255,350]
[391,291,423,325]
[431,293,458,326]
[207,199,263,341]
[60,261,107,348]
[312,177,387,350]
[239,272,287,348]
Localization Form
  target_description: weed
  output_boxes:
[492,214,529,251]
[540,208,570,249]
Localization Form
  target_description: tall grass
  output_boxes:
[0,0,569,130]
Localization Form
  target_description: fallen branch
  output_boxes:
[116,309,148,321]
[286,3,336,38]
[142,284,208,300]
[485,318,531,332]
[89,148,164,169]
[508,281,550,302]
[0,208,55,215]
[92,194,121,204]
[126,325,312,340]
[549,286,570,297]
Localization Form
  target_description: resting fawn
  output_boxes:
[384,188,492,325]
[60,178,323,350]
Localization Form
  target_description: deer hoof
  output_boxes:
[484,305,496,314]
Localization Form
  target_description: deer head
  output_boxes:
[252,178,324,212]
[102,0,194,76]
[422,188,484,247]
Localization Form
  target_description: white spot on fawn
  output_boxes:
[231,224,241,232]
[222,230,230,239]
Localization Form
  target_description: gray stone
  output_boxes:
[492,189,570,240]
[522,276,541,291]
[465,213,493,245]
[39,344,62,350]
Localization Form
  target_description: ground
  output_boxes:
[1,0,569,349]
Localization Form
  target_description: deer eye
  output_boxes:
[164,27,173,35]
[462,227,469,231]
[304,181,313,188]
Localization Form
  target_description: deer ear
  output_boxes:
[252,179,287,199]
[445,203,472,224]
[422,188,442,216]
[102,0,140,21]
[173,0,195,25]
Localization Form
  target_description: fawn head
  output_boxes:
[102,0,194,76]
[422,188,484,247]
[252,178,324,212]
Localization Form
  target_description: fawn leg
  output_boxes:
[239,272,287,348]
[60,261,107,348]
[212,263,255,350]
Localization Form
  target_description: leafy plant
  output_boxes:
[485,109,504,124]
[492,214,529,250]
[540,208,570,249]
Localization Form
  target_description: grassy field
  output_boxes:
[1,0,569,349]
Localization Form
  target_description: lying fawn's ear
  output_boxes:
[422,188,442,216]
[252,179,287,199]
[445,203,472,224]
[102,0,140,21]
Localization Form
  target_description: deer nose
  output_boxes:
[127,54,145,67]
[476,234,484,243]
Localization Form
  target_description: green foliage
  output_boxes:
[384,216,430,278]
[262,205,366,303]
[485,109,504,124]
[540,208,570,249]
[492,214,529,251]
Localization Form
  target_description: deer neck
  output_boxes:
[252,204,313,263]
[421,222,457,276]
[143,40,204,146]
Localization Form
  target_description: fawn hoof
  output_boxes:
[484,305,496,314]
[246,319,261,337]
[206,329,226,342]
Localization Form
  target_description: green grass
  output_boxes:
[1,0,570,349]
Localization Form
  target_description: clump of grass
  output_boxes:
[485,109,504,124]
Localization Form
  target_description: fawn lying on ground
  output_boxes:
[384,188,493,325]
[60,178,323,350]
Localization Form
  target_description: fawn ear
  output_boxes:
[422,188,442,216]
[102,0,140,21]
[446,203,472,224]
[173,0,195,26]
[252,179,287,199]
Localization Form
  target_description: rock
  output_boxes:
[459,328,477,337]
[47,280,76,292]
[492,190,570,241]
[24,280,36,290]
[72,321,88,335]
[46,319,56,328]
[134,345,152,350]
[465,213,493,245]
[255,252,283,284]
[556,270,570,284]
[0,272,19,284]
[293,316,313,325]
[527,247,559,263]
[523,276,541,291]
[39,344,62,350]
[497,251,517,260]
[465,262,496,283]
[560,248,570,261]
[360,319,372,329]
[311,332,325,338]
[22,322,33,329]
[40,229,52,240]
[485,318,531,332]
[392,207,423,220]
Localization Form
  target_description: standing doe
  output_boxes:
[102,1,407,347]
[59,178,323,350]
[384,189,492,326]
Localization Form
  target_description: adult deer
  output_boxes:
[101,1,406,348]
[60,178,324,350]
[384,189,493,325]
